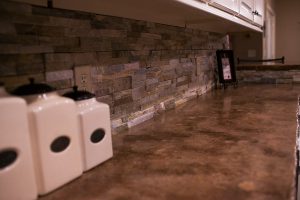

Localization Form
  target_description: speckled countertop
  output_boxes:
[40,84,298,200]
[237,64,300,70]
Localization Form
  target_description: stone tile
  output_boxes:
[48,79,73,90]
[72,52,98,66]
[32,6,92,20]
[132,69,147,88]
[124,62,140,71]
[39,36,79,47]
[0,34,38,45]
[0,64,16,76]
[177,76,188,83]
[0,44,53,54]
[182,62,196,74]
[132,86,146,100]
[163,98,175,110]
[113,102,139,118]
[16,63,44,75]
[103,64,125,75]
[141,33,162,40]
[80,37,112,51]
[46,70,73,82]
[180,58,191,63]
[177,84,189,93]
[45,62,73,72]
[160,64,174,71]
[293,75,300,83]
[0,21,16,34]
[158,80,172,88]
[18,45,53,54]
[183,89,198,100]
[93,15,127,30]
[113,89,133,106]
[189,81,200,89]
[276,78,293,84]
[139,93,159,106]
[0,54,44,75]
[158,86,176,98]
[175,98,188,107]
[113,76,132,92]
[196,56,209,75]
[151,60,170,67]
[126,106,155,121]
[112,123,129,133]
[146,67,160,79]
[45,53,72,63]
[127,111,154,128]
[0,1,32,14]
[176,76,189,87]
[131,80,145,89]
[97,29,127,38]
[95,79,114,96]
[111,118,123,129]
[15,23,65,37]
[243,77,262,83]
[154,102,166,114]
[1,13,50,25]
[146,78,159,86]
[48,16,91,28]
[261,78,276,84]
[159,69,176,81]
[45,53,74,71]
[96,95,113,107]
[0,44,24,54]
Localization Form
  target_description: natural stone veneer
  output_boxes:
[237,64,300,84]
[0,0,229,132]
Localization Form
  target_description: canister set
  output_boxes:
[0,79,113,200]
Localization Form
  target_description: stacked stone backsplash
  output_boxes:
[0,1,228,131]
[237,65,300,84]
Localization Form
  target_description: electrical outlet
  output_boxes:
[74,65,93,92]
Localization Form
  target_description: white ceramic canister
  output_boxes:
[0,83,38,200]
[0,83,8,96]
[13,79,83,195]
[64,86,113,172]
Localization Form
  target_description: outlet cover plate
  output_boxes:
[74,65,93,92]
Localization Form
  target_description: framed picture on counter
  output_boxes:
[216,50,237,87]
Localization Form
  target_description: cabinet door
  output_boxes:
[212,0,239,13]
[253,0,264,26]
[240,0,254,21]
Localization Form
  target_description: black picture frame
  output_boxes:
[216,50,237,84]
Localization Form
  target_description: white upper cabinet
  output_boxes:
[207,0,264,28]
[13,0,264,32]
[211,0,239,13]
[239,0,254,21]
[253,0,264,26]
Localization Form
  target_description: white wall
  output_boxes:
[275,0,300,64]
[263,0,276,60]
[230,31,263,61]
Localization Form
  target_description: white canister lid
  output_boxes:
[0,82,9,97]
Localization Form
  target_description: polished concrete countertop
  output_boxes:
[40,84,298,200]
[237,64,300,70]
